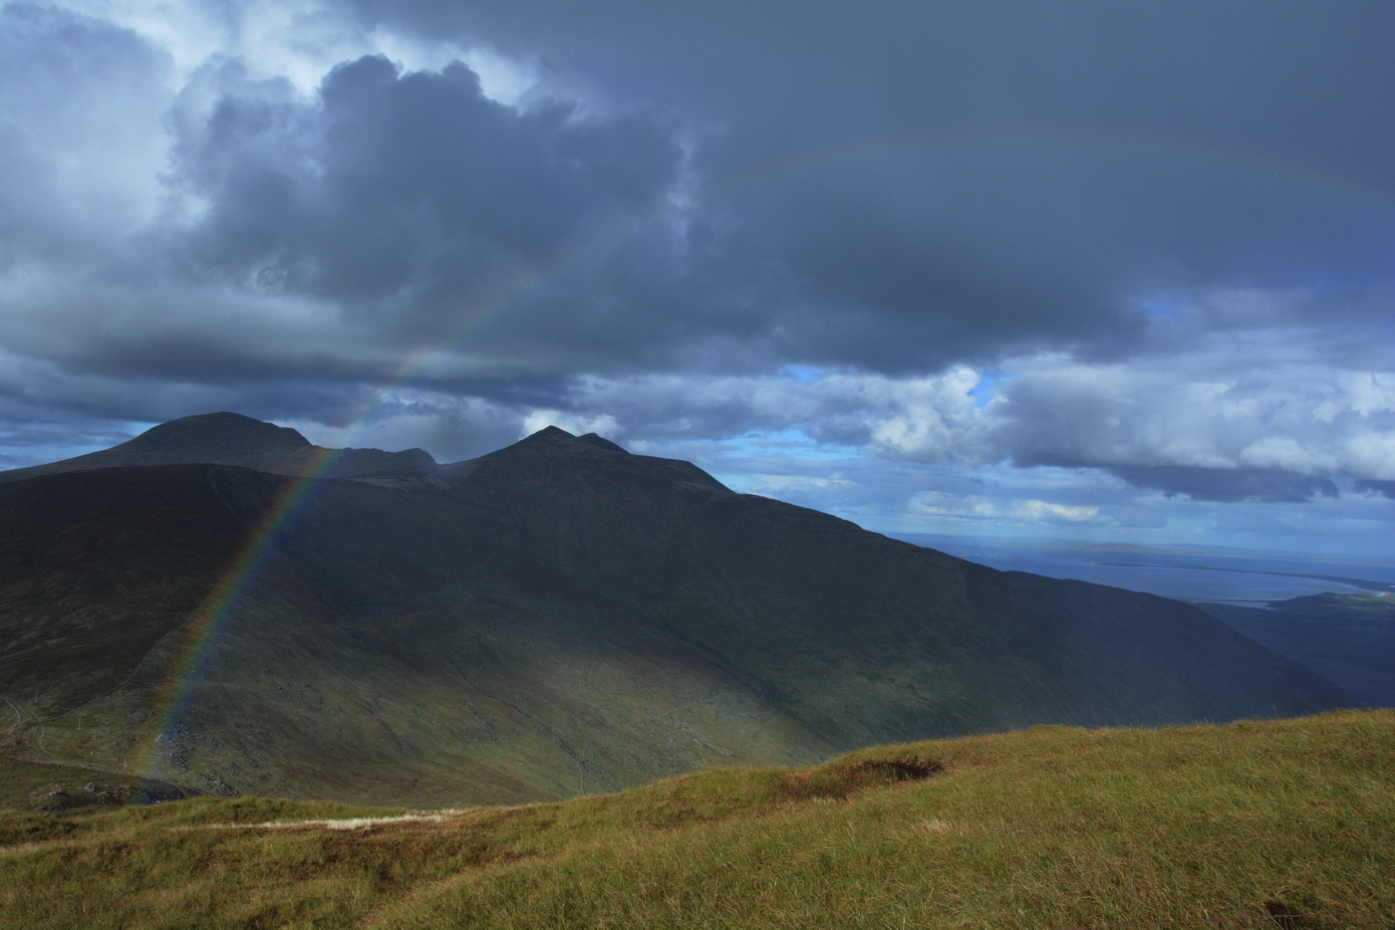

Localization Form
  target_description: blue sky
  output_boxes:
[1,0,1393,561]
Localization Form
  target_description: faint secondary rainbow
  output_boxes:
[130,125,1390,782]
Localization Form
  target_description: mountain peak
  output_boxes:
[0,412,436,481]
[462,425,725,497]
[577,432,628,453]
[122,412,312,457]
[528,425,576,441]
[511,425,626,454]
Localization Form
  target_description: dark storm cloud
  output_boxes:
[342,0,1395,371]
[2,0,1392,510]
[0,3,170,267]
[170,54,684,335]
[126,0,1395,381]
[1108,466,1340,504]
[1356,480,1395,501]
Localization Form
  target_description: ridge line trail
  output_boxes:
[167,810,470,832]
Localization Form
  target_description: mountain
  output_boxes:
[0,411,435,481]
[1199,594,1395,708]
[0,416,1348,808]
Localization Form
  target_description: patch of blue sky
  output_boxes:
[710,472,779,496]
[1138,295,1186,319]
[729,428,857,457]
[641,428,861,463]
[968,369,1010,408]
[776,364,827,383]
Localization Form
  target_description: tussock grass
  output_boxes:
[1,710,1392,929]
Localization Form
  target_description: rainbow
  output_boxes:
[130,258,573,781]
[131,447,336,781]
[130,125,1388,783]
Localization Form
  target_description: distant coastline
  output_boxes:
[891,533,1395,605]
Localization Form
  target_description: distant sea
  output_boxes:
[889,534,1395,605]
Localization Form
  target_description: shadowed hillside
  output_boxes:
[0,416,1349,807]
[1200,593,1395,707]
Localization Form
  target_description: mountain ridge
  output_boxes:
[0,413,1350,807]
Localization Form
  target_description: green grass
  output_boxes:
[2,710,1392,929]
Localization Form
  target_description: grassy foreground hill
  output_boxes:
[1,710,1392,929]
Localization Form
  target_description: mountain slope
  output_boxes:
[1199,594,1395,707]
[438,428,1342,738]
[0,418,1349,806]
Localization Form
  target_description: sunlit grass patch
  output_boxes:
[1,709,1392,929]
